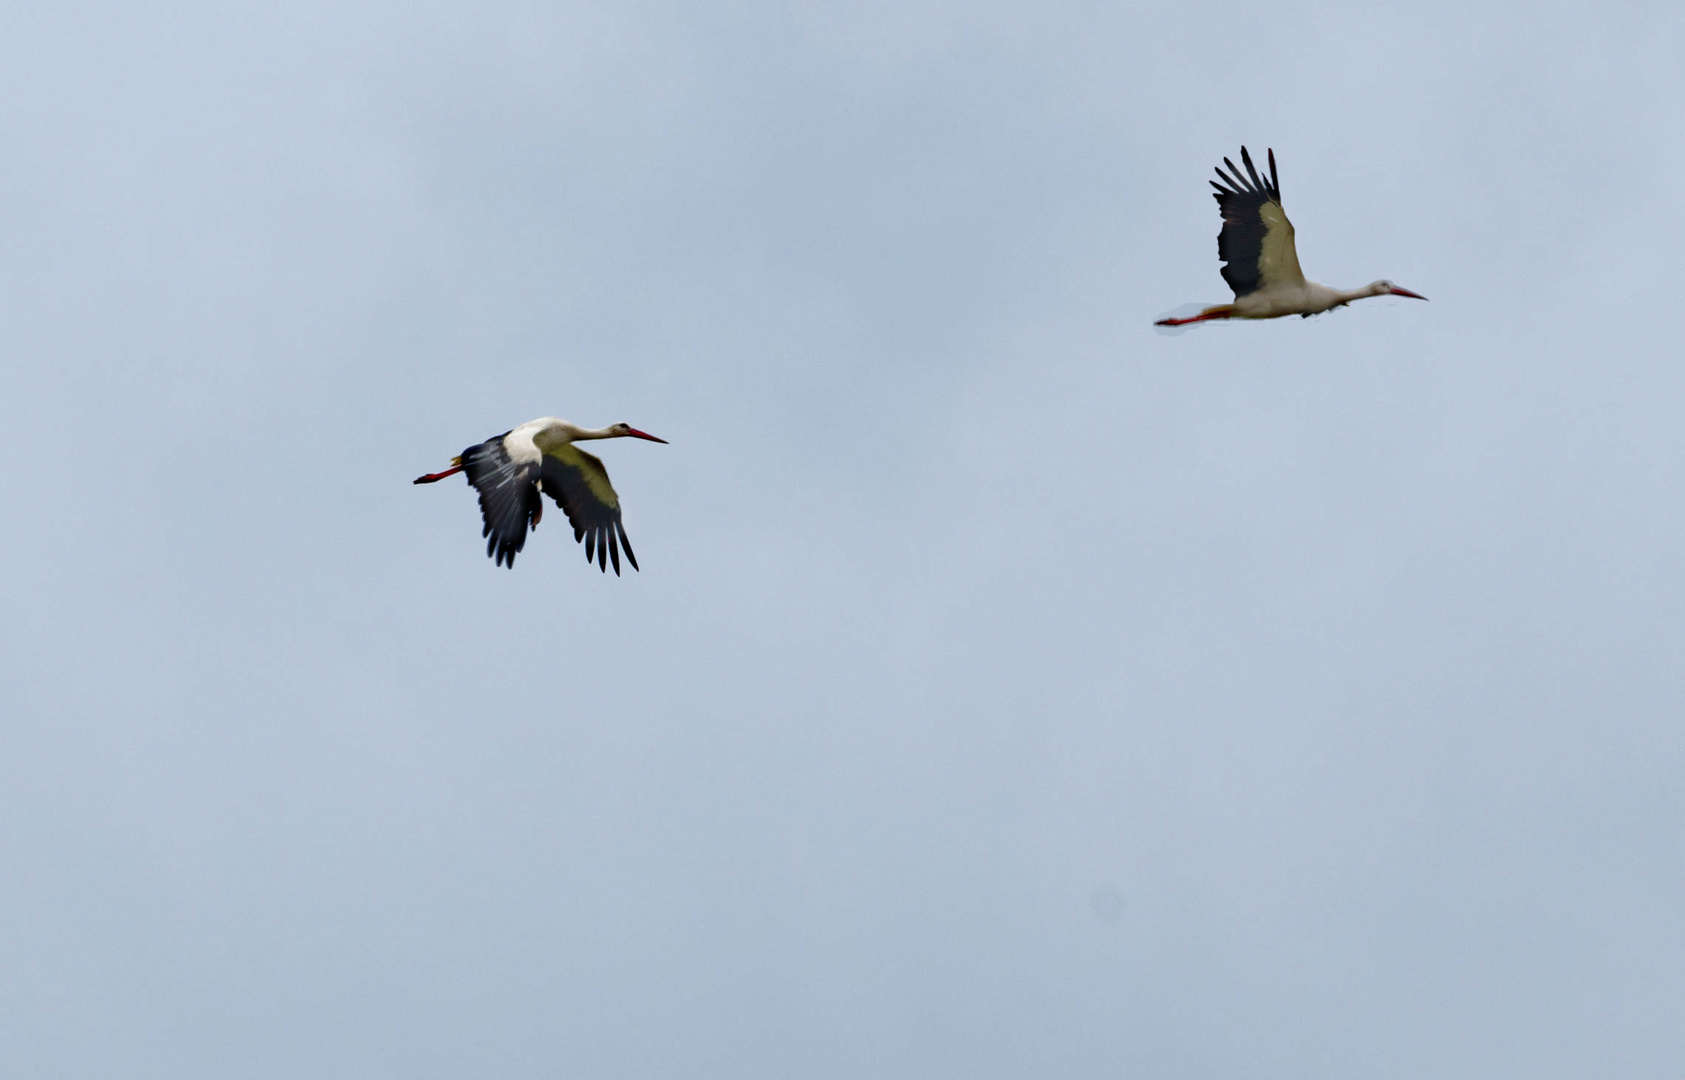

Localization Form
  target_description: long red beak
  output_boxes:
[1388,285,1428,300]
[626,428,669,444]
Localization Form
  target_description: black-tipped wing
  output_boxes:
[1209,146,1304,297]
[460,432,542,568]
[539,446,638,575]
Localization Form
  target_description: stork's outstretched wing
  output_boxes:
[539,445,639,575]
[460,431,543,568]
[1210,147,1304,298]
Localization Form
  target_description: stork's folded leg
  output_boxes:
[1155,305,1236,327]
[413,463,466,484]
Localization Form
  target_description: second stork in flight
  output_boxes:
[415,417,667,572]
[1156,147,1426,326]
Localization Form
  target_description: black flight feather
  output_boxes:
[539,450,638,576]
[459,432,542,569]
[1209,145,1284,298]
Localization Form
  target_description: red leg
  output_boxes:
[413,464,465,484]
[1155,306,1236,327]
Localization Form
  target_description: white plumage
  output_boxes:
[1157,147,1426,326]
[415,417,667,572]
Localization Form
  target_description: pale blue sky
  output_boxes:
[3,2,1682,1075]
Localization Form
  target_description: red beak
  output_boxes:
[625,428,669,444]
[1388,285,1428,300]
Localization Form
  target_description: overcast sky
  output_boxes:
[3,2,1683,1076]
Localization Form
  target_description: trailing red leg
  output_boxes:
[413,464,465,484]
[1154,305,1236,327]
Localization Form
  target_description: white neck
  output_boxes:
[541,420,617,441]
[1335,281,1390,304]
[530,419,615,452]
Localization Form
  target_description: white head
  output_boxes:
[1371,280,1428,300]
[535,418,670,448]
[601,422,668,443]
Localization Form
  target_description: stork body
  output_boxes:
[414,417,667,572]
[1156,147,1425,326]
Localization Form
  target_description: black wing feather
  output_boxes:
[539,449,639,577]
[1208,144,1283,298]
[460,433,542,568]
[616,520,639,572]
[1240,146,1265,190]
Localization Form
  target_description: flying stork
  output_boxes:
[1156,147,1426,326]
[414,417,667,571]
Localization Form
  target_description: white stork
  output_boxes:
[414,418,667,571]
[1156,147,1426,326]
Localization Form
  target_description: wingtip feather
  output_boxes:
[1240,146,1265,191]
